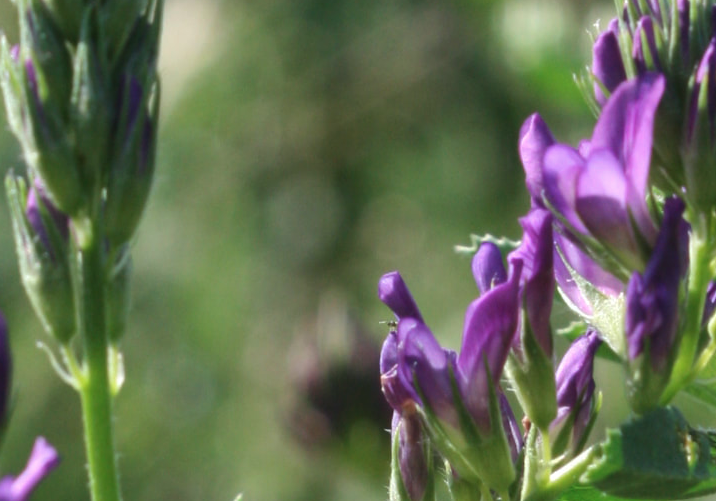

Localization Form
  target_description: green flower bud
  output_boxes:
[71,7,112,190]
[19,0,73,117]
[6,173,75,343]
[104,77,158,246]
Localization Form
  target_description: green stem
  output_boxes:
[76,220,122,501]
[523,446,597,501]
[661,217,711,404]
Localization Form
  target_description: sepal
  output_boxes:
[505,315,557,432]
[103,76,159,246]
[5,173,75,343]
[418,365,517,494]
[70,7,112,191]
[390,413,435,501]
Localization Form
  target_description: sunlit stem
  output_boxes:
[76,217,123,501]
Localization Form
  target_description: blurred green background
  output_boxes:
[4,0,712,500]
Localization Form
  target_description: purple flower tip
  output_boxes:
[472,243,507,295]
[378,272,424,323]
[554,330,601,447]
[626,196,688,371]
[519,113,556,206]
[26,179,70,259]
[0,437,59,501]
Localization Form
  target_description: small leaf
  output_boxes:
[583,406,716,499]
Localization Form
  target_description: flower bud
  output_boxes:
[70,7,112,190]
[379,269,522,492]
[504,209,557,431]
[20,58,84,215]
[389,412,434,501]
[6,174,75,343]
[19,0,73,117]
[103,76,158,246]
[625,197,689,412]
[551,330,601,456]
[100,0,150,60]
[471,242,507,295]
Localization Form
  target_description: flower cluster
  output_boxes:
[377,0,716,498]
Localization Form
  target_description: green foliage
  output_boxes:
[584,407,716,499]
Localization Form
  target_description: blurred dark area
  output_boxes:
[0,0,635,499]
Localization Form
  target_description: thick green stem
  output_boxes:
[661,218,711,404]
[523,446,597,501]
[76,221,122,501]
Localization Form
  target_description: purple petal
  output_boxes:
[687,38,716,143]
[553,330,601,446]
[393,412,429,501]
[625,197,688,371]
[678,0,690,61]
[381,331,420,412]
[398,319,458,428]
[633,17,661,73]
[26,178,70,259]
[0,437,59,501]
[590,73,665,202]
[592,19,627,105]
[378,272,424,323]
[575,149,650,268]
[509,208,554,355]
[703,281,716,327]
[472,242,507,295]
[519,113,556,206]
[457,260,522,431]
[543,144,590,234]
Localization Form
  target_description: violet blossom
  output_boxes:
[625,197,689,373]
[553,330,601,453]
[0,437,59,501]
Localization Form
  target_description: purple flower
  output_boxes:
[541,74,664,272]
[519,113,556,207]
[378,271,424,324]
[508,208,555,356]
[0,437,59,501]
[592,19,626,106]
[553,330,601,450]
[378,267,522,438]
[391,412,429,501]
[472,242,507,295]
[456,260,523,432]
[625,197,689,372]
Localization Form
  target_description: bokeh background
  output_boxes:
[2,0,713,500]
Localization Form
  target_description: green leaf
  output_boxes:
[684,380,716,408]
[557,485,639,501]
[556,321,622,363]
[684,349,716,409]
[583,406,716,499]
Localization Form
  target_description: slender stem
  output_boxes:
[523,446,597,501]
[76,220,122,501]
[662,217,711,404]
